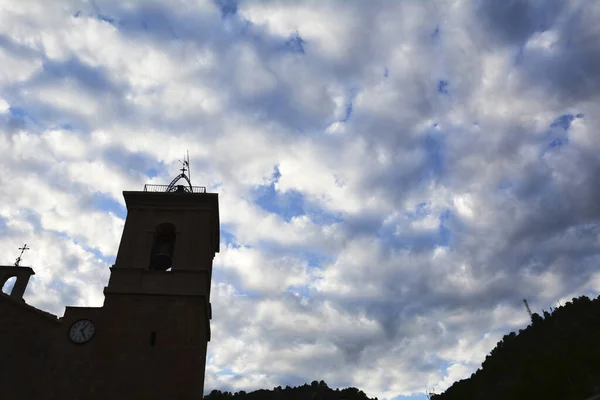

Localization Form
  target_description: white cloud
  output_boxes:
[1,0,599,399]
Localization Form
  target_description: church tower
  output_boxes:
[99,164,220,397]
[0,161,219,399]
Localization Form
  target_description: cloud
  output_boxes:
[1,0,599,399]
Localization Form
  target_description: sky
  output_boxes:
[0,0,599,398]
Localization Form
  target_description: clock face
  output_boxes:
[68,319,96,344]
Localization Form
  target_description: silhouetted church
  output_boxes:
[0,169,219,399]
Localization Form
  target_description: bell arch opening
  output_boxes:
[1,276,17,295]
[149,223,176,271]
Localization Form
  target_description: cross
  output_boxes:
[178,154,189,176]
[179,159,188,175]
[14,244,30,267]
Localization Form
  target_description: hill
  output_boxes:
[204,381,376,400]
[431,295,600,400]
[206,295,600,400]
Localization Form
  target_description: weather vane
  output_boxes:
[178,150,190,181]
[165,151,194,193]
[14,244,30,267]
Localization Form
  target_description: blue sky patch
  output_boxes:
[8,106,27,118]
[342,99,353,123]
[41,57,117,94]
[339,89,357,123]
[251,166,306,222]
[438,209,452,247]
[307,207,343,226]
[102,147,158,178]
[72,238,115,264]
[145,167,160,179]
[48,279,83,305]
[88,193,126,219]
[287,284,311,298]
[97,14,116,25]
[220,227,242,249]
[386,205,452,251]
[57,123,74,131]
[216,0,238,18]
[550,114,576,130]
[272,165,282,180]
[497,180,514,194]
[252,184,305,222]
[393,392,429,400]
[303,250,333,269]
[285,33,306,54]
[422,131,444,179]
[404,202,431,220]
[549,137,568,149]
[437,80,449,94]
[514,44,525,66]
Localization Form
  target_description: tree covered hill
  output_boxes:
[205,381,376,400]
[206,295,600,400]
[431,295,600,400]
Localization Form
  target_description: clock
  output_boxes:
[68,319,96,344]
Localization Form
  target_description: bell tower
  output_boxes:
[0,157,220,399]
[101,160,219,398]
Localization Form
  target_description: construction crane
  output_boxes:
[523,299,533,323]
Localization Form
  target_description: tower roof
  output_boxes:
[143,153,206,193]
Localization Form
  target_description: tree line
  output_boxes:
[431,295,600,400]
[205,380,376,400]
[206,294,600,400]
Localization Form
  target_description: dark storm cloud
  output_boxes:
[475,0,565,45]
[474,0,600,103]
[521,16,600,103]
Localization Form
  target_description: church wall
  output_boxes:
[0,295,61,398]
[0,293,209,399]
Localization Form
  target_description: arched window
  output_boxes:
[149,223,176,271]
[1,276,17,295]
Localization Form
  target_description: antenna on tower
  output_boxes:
[178,156,187,175]
[186,150,190,183]
[164,152,194,193]
[143,151,205,194]
[523,299,533,323]
[427,388,436,399]
[14,244,30,267]
[178,151,190,182]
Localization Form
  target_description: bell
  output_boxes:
[152,242,173,271]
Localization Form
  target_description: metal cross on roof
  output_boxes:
[14,244,30,267]
[178,150,190,178]
[179,159,188,175]
[164,151,194,193]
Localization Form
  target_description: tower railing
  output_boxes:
[143,184,207,193]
